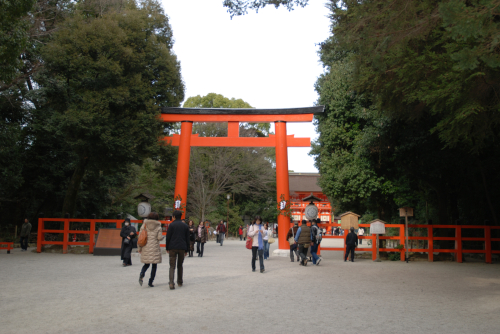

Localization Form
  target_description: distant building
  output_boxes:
[289,172,335,223]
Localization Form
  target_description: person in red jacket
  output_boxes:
[238,226,243,241]
[216,220,227,246]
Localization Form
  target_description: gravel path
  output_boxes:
[1,240,500,334]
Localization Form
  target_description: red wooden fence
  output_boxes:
[37,218,171,254]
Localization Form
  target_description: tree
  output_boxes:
[223,0,309,17]
[37,0,184,217]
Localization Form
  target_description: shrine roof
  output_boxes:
[161,106,324,115]
[289,173,322,193]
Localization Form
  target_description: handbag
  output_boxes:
[268,237,275,244]
[245,225,254,249]
[288,227,296,246]
[137,227,148,247]
[124,238,130,245]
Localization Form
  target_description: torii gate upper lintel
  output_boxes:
[160,106,324,250]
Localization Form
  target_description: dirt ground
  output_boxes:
[1,240,500,334]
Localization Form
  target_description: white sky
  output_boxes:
[161,0,331,172]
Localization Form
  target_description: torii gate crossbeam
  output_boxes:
[160,106,324,250]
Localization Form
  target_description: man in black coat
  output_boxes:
[166,211,190,290]
[344,226,358,262]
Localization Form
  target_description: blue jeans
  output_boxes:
[263,240,270,259]
[311,243,320,264]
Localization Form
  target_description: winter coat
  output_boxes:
[188,225,196,241]
[243,227,247,238]
[20,222,32,237]
[138,220,164,264]
[165,219,190,252]
[346,231,358,247]
[195,226,208,243]
[120,225,137,260]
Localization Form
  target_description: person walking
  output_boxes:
[358,227,364,245]
[120,218,137,266]
[248,216,266,273]
[294,220,313,266]
[238,226,243,241]
[243,224,248,241]
[196,221,208,257]
[19,219,32,251]
[138,212,164,287]
[165,211,190,290]
[187,220,196,257]
[216,220,226,246]
[286,222,300,262]
[310,219,322,265]
[263,223,271,260]
[345,227,358,262]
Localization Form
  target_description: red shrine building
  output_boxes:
[289,172,333,223]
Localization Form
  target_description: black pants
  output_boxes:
[345,245,355,261]
[239,235,242,241]
[196,241,204,256]
[290,244,298,261]
[298,244,309,263]
[251,246,264,271]
[140,263,157,282]
[169,249,185,284]
[20,236,29,250]
[124,257,132,265]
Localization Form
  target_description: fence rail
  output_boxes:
[37,218,171,254]
[0,242,14,253]
[308,223,498,263]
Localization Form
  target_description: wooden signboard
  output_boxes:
[340,211,360,230]
[94,228,123,256]
[399,207,414,217]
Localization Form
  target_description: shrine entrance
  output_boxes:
[160,106,324,250]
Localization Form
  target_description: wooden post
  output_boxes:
[405,212,409,262]
[63,219,69,254]
[89,220,96,254]
[37,218,43,253]
[456,226,462,263]
[428,226,434,262]
[485,226,492,264]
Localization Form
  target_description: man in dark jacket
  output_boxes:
[166,211,190,290]
[345,227,358,262]
[216,220,226,246]
[294,220,313,266]
[20,219,32,251]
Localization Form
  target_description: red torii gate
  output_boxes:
[160,106,324,250]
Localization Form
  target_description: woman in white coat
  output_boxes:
[247,216,266,273]
[138,212,164,287]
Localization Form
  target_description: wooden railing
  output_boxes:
[0,242,14,254]
[308,223,499,263]
[37,218,171,254]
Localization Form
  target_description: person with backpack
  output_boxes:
[216,220,226,246]
[294,219,313,266]
[310,219,322,265]
[138,212,164,287]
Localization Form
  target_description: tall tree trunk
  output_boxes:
[62,155,89,218]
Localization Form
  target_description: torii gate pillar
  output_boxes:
[275,121,291,250]
[173,121,193,219]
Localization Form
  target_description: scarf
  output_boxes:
[256,224,263,250]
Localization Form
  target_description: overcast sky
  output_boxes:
[161,0,331,173]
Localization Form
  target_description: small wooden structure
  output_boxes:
[340,211,360,230]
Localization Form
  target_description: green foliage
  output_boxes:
[37,0,184,216]
[223,0,309,17]
[312,0,500,226]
